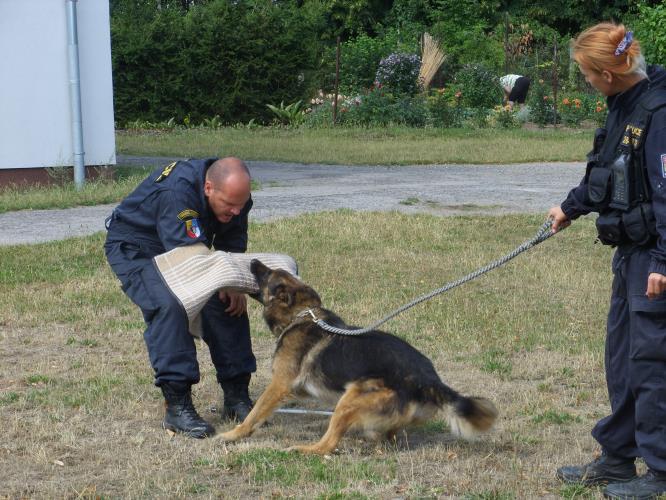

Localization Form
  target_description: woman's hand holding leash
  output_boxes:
[548,206,571,233]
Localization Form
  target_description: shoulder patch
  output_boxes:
[177,209,200,221]
[661,154,666,179]
[155,162,177,183]
[185,219,202,239]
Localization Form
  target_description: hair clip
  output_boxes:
[614,31,633,56]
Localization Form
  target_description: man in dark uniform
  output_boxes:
[105,156,255,438]
[550,23,666,499]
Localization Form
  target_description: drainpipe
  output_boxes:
[65,0,85,189]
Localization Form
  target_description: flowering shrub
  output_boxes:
[557,92,608,127]
[592,98,608,126]
[490,105,520,129]
[527,79,556,126]
[303,86,427,127]
[559,96,586,126]
[426,89,464,128]
[342,85,427,126]
[375,53,421,96]
[453,63,502,109]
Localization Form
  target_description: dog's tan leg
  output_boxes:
[287,380,397,455]
[218,377,291,442]
[218,353,299,442]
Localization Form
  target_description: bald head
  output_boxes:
[204,157,251,223]
[206,157,251,187]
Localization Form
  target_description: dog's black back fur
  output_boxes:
[285,309,459,409]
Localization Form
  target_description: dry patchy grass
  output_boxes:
[0,212,623,498]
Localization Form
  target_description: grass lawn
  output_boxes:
[116,126,593,165]
[0,211,621,498]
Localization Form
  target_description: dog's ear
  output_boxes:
[250,259,270,280]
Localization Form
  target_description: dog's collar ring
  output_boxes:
[296,308,318,321]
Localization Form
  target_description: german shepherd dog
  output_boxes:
[218,260,498,454]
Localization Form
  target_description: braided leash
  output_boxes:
[308,219,557,336]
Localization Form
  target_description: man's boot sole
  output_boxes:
[162,421,214,439]
[557,467,637,486]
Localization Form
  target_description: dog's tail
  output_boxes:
[435,384,498,438]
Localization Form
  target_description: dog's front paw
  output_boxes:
[218,426,248,442]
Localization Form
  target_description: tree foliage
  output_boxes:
[110,0,665,124]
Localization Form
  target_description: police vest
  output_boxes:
[586,84,666,246]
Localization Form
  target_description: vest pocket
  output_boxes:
[588,167,612,207]
[596,211,625,246]
[622,204,653,245]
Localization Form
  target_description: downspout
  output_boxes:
[65,0,85,189]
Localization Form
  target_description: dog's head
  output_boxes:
[250,259,321,335]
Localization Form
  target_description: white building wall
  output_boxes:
[0,0,116,169]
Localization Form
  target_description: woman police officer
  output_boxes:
[549,23,666,499]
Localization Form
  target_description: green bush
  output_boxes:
[453,64,503,109]
[632,2,666,66]
[112,0,327,124]
[489,106,521,129]
[338,28,420,94]
[527,79,556,127]
[303,87,427,127]
[375,53,421,96]
[342,86,427,127]
[431,21,504,77]
[426,90,464,128]
[302,98,335,128]
[266,101,305,127]
[559,92,608,127]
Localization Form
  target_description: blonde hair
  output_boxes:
[571,22,646,82]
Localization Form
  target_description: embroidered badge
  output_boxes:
[185,218,201,239]
[177,209,200,221]
[661,154,666,178]
[621,124,644,149]
[155,162,177,183]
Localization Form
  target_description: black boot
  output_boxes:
[219,373,253,422]
[604,470,666,499]
[161,382,215,439]
[556,452,637,486]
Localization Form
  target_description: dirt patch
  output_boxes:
[0,323,618,498]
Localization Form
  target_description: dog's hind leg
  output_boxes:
[287,379,398,455]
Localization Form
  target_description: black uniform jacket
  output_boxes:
[111,158,252,255]
[560,65,666,276]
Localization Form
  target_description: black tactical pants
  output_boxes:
[592,246,666,473]
[104,223,256,386]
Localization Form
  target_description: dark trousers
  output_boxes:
[592,247,666,473]
[104,227,256,387]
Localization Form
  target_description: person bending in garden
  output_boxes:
[500,73,530,110]
[104,157,255,438]
[548,23,666,499]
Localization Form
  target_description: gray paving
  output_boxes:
[0,155,586,246]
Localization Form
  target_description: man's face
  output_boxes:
[204,175,251,223]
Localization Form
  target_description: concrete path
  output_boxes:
[0,155,586,246]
